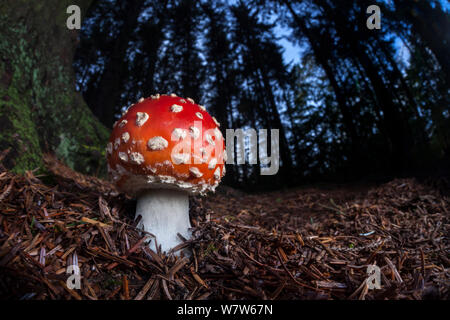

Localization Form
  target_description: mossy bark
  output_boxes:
[0,0,109,175]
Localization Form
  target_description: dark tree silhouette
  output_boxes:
[73,0,450,189]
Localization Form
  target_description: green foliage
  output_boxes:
[0,36,44,173]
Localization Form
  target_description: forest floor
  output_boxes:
[0,151,448,300]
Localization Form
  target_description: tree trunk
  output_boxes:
[91,0,145,128]
[0,0,109,175]
[394,0,450,85]
[283,0,361,167]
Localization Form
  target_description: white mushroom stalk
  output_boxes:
[136,189,190,253]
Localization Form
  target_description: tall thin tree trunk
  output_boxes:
[283,0,362,169]
[91,0,145,128]
[394,0,450,84]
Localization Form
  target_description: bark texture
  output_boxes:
[0,0,109,175]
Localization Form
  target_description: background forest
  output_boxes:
[0,0,449,301]
[74,0,450,191]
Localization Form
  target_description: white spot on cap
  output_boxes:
[187,97,194,103]
[177,173,189,179]
[159,175,176,184]
[118,120,127,128]
[206,134,215,146]
[138,97,144,103]
[118,152,128,162]
[179,99,186,103]
[190,126,200,139]
[122,132,130,143]
[172,128,187,141]
[212,117,220,127]
[189,167,203,178]
[208,158,217,169]
[146,165,157,173]
[177,181,193,189]
[151,94,160,100]
[148,136,168,150]
[116,164,128,175]
[162,160,174,169]
[172,153,190,165]
[170,93,177,97]
[192,154,205,164]
[112,173,121,182]
[195,112,203,119]
[214,128,222,139]
[114,138,121,150]
[106,142,113,154]
[170,104,183,113]
[214,167,221,179]
[199,105,206,111]
[136,112,149,127]
[130,152,145,165]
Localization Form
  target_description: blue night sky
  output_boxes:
[273,0,450,66]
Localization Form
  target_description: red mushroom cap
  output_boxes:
[106,94,226,195]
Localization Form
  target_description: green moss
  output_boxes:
[0,0,110,177]
[0,47,43,173]
[55,133,78,169]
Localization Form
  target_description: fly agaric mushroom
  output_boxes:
[106,94,225,253]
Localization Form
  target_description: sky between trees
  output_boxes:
[74,0,450,190]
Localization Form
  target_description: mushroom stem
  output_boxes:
[135,189,191,253]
